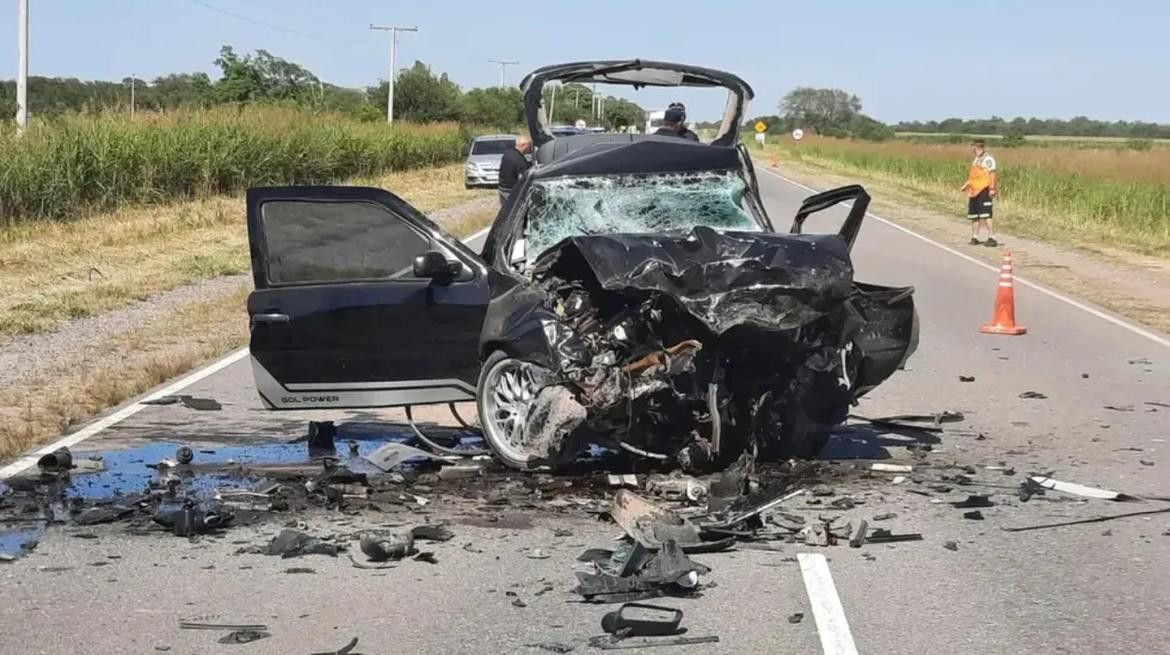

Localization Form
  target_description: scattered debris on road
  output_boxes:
[141,395,222,410]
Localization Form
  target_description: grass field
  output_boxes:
[762,136,1170,256]
[0,164,484,336]
[893,131,1170,146]
[0,107,466,224]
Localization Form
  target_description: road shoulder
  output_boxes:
[762,158,1170,336]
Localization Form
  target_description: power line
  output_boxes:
[488,59,519,88]
[185,0,373,46]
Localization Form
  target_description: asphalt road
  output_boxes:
[2,169,1169,655]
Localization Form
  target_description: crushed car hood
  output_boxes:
[532,226,855,334]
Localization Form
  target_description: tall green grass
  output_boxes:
[0,107,466,224]
[772,137,1170,255]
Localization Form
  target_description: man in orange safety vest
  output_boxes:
[960,139,998,247]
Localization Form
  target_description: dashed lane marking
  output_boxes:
[798,552,860,655]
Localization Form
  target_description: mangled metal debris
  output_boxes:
[480,208,918,471]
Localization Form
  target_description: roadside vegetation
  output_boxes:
[0,107,466,224]
[0,163,485,336]
[758,136,1170,256]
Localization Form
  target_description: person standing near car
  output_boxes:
[961,139,998,246]
[498,134,532,205]
[655,102,700,141]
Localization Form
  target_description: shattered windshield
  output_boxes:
[526,170,760,256]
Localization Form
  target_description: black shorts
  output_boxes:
[968,188,993,220]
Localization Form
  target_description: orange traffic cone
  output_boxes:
[770,152,779,168]
[980,250,1027,335]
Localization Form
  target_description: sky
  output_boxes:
[2,0,1169,124]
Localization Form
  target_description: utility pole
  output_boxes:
[369,23,417,124]
[129,73,135,118]
[488,58,518,88]
[16,0,29,133]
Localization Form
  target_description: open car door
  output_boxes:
[788,185,919,396]
[245,186,490,409]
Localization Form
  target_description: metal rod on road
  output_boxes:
[488,58,518,88]
[16,0,29,133]
[369,24,417,124]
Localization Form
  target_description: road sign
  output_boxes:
[574,119,587,130]
[792,128,805,141]
[754,132,766,146]
[754,121,767,133]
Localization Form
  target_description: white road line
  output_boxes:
[759,166,1170,350]
[0,225,496,480]
[0,347,251,479]
[798,553,860,655]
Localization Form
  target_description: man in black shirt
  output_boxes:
[654,102,699,141]
[498,134,532,205]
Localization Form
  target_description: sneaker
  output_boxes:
[985,237,999,247]
[968,238,981,245]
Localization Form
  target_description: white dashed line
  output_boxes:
[759,166,1170,350]
[798,552,860,655]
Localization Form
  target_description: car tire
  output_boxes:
[477,350,539,471]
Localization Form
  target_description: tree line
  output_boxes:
[894,116,1170,139]
[0,46,645,131]
[733,87,1170,142]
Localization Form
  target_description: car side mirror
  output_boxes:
[413,250,463,280]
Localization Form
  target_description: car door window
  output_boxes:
[260,199,445,286]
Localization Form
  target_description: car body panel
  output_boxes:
[245,186,489,409]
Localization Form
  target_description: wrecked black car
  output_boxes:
[243,60,918,472]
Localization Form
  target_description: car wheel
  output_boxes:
[477,350,542,470]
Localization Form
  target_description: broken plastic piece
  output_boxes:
[607,474,639,488]
[218,630,270,644]
[865,530,923,544]
[154,502,234,536]
[871,463,913,473]
[74,505,134,525]
[360,532,414,561]
[265,529,339,558]
[142,395,222,410]
[951,495,994,509]
[410,524,454,542]
[601,603,684,637]
[37,447,73,472]
[364,442,457,472]
[306,421,337,455]
[848,519,868,548]
[1027,476,1140,502]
